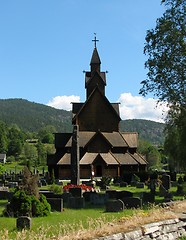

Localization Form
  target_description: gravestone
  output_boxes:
[68,197,85,209]
[121,197,142,209]
[16,216,31,230]
[177,182,186,195]
[61,192,72,203]
[0,190,9,200]
[90,193,108,205]
[141,192,155,204]
[161,173,171,190]
[136,182,145,188]
[106,190,117,199]
[69,187,82,197]
[116,190,133,199]
[47,198,63,212]
[120,182,128,187]
[159,184,168,197]
[105,199,124,212]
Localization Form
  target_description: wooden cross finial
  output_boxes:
[92,33,99,48]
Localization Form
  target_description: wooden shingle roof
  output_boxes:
[113,153,138,165]
[65,131,96,147]
[79,152,119,165]
[131,153,147,165]
[57,153,71,165]
[102,132,128,147]
[121,132,138,148]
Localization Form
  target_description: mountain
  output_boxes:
[119,119,165,145]
[0,98,165,144]
[0,99,72,132]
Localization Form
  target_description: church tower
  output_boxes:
[85,36,106,99]
[72,35,121,132]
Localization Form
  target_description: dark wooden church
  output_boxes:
[47,39,147,180]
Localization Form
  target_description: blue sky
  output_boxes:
[0,1,168,122]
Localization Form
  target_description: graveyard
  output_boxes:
[0,168,186,239]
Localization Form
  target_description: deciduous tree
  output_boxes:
[139,0,186,170]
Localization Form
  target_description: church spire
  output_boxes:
[90,33,101,72]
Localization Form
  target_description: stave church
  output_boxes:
[47,37,147,180]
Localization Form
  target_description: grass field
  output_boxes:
[0,199,137,239]
[0,183,185,239]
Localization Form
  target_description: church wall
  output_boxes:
[78,91,119,132]
[80,166,91,179]
[58,166,71,180]
[102,166,118,177]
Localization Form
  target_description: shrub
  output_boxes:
[4,189,51,217]
[48,184,62,194]
[31,194,51,217]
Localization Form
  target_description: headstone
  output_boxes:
[159,184,168,197]
[161,173,171,190]
[177,184,184,195]
[120,182,128,187]
[176,182,186,195]
[90,193,108,205]
[141,192,155,204]
[71,125,80,185]
[121,197,142,209]
[83,191,96,202]
[136,182,145,188]
[0,190,9,200]
[61,192,72,205]
[130,181,136,187]
[116,190,133,199]
[69,187,82,197]
[105,199,124,212]
[47,198,63,212]
[16,216,31,230]
[68,197,85,209]
[106,190,117,199]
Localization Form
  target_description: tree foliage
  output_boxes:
[139,0,186,171]
[140,0,186,106]
[138,139,162,170]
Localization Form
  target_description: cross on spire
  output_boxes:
[92,33,99,48]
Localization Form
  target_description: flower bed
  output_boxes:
[63,184,93,192]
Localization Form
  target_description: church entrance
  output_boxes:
[96,165,102,177]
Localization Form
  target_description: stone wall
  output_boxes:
[93,218,186,240]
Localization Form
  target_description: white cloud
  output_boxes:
[47,93,169,123]
[47,95,80,111]
[118,93,169,123]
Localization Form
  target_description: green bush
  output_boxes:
[48,184,62,194]
[4,189,51,217]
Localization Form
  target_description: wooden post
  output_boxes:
[71,125,80,185]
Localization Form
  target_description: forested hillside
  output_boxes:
[0,99,72,132]
[120,119,165,145]
[0,98,165,144]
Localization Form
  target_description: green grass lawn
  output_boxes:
[0,199,135,239]
[0,183,184,239]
